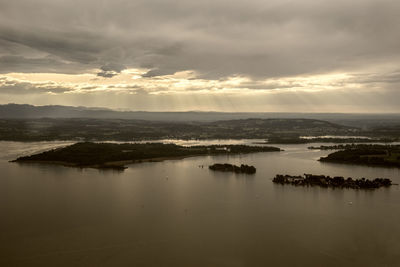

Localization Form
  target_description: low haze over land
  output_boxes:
[1,0,400,112]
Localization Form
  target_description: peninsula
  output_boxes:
[12,142,281,170]
[319,144,400,168]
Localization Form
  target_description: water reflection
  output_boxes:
[0,141,400,266]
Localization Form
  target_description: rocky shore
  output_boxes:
[273,174,392,189]
[209,163,256,174]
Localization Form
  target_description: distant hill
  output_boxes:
[0,104,118,119]
[1,104,400,127]
[0,117,358,141]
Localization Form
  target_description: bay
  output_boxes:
[1,141,399,266]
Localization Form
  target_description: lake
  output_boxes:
[1,140,400,266]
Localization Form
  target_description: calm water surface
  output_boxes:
[1,141,399,266]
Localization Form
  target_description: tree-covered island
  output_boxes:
[209,163,256,174]
[11,142,281,170]
[273,174,393,189]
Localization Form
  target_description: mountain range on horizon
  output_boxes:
[1,103,400,128]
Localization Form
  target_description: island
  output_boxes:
[209,163,256,174]
[319,144,400,168]
[11,142,281,170]
[273,174,393,189]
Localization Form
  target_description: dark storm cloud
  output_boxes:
[97,63,126,78]
[0,55,85,74]
[142,68,177,78]
[0,26,101,63]
[0,0,399,79]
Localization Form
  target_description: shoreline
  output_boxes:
[11,155,203,170]
[11,151,282,170]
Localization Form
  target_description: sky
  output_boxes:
[0,0,399,112]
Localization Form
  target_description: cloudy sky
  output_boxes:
[0,0,399,112]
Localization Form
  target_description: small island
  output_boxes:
[12,142,281,170]
[209,163,256,174]
[319,144,400,168]
[273,174,393,189]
